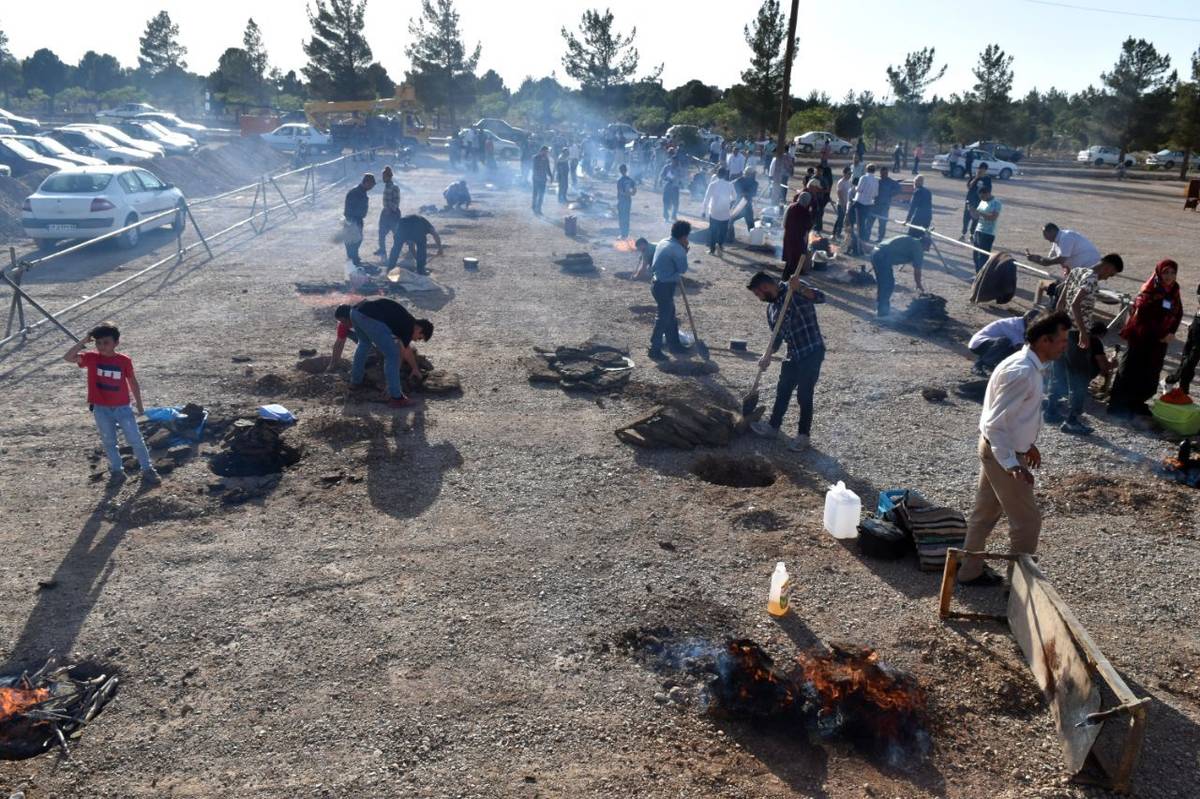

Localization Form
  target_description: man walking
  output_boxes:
[733,168,759,234]
[904,174,932,236]
[747,271,827,452]
[616,164,636,239]
[647,221,691,360]
[556,148,571,203]
[850,163,880,251]
[1048,253,1124,434]
[956,312,1072,586]
[892,143,902,172]
[961,163,991,241]
[659,159,681,222]
[874,166,901,241]
[531,146,552,216]
[971,184,1002,272]
[702,167,736,255]
[374,166,401,260]
[870,234,928,317]
[343,173,375,267]
[912,143,924,175]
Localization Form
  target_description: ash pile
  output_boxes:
[616,402,762,450]
[0,656,117,760]
[893,293,950,333]
[523,340,633,393]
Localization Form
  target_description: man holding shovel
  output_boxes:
[647,220,692,361]
[746,271,827,452]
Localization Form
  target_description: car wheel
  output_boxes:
[1125,159,1134,167]
[838,146,850,155]
[1164,161,1175,170]
[34,238,58,253]
[999,168,1013,180]
[118,213,140,249]
[800,144,812,153]
[1094,159,1104,167]
[108,158,124,165]
[171,202,186,233]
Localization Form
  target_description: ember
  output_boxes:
[0,657,117,760]
[710,639,930,763]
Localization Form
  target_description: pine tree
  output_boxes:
[138,10,188,75]
[76,52,125,95]
[561,8,639,102]
[405,0,480,127]
[1102,37,1175,160]
[0,30,21,104]
[1171,47,1200,178]
[740,0,794,136]
[302,0,374,100]
[885,47,946,143]
[243,19,269,80]
[21,48,70,112]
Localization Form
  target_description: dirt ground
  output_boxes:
[0,149,1197,798]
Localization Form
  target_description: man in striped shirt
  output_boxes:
[746,271,827,451]
[375,166,401,259]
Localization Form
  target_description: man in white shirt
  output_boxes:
[1026,222,1102,305]
[968,309,1040,376]
[702,167,737,255]
[727,148,747,177]
[832,166,852,239]
[849,163,879,253]
[957,312,1071,586]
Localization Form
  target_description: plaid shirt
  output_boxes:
[381,180,401,214]
[767,281,826,360]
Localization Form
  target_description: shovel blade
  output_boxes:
[740,389,759,415]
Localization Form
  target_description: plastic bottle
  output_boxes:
[767,561,791,616]
[823,480,862,540]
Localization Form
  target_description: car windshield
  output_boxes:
[144,122,175,137]
[30,137,73,157]
[81,129,119,147]
[0,137,38,158]
[40,172,113,193]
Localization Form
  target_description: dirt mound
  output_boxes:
[305,415,384,447]
[1041,472,1194,528]
[0,171,50,239]
[154,138,289,200]
[691,455,776,488]
[109,491,207,527]
[209,419,302,478]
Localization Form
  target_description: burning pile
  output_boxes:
[709,639,930,762]
[0,657,117,759]
[209,418,302,478]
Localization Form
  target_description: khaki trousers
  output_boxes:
[959,436,1042,580]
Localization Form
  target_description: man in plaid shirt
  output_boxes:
[746,271,827,451]
[375,165,402,260]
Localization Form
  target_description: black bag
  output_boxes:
[857,517,910,560]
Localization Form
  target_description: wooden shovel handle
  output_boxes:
[754,279,799,385]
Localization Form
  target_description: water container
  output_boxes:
[767,561,791,616]
[823,481,861,540]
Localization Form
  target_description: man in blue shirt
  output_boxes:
[871,234,928,317]
[904,175,932,237]
[647,220,691,360]
[616,164,636,239]
[746,271,827,451]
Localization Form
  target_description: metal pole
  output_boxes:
[185,199,213,259]
[5,248,26,338]
[269,175,298,218]
[0,271,79,343]
[772,0,800,206]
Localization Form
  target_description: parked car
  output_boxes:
[115,120,198,155]
[132,112,209,141]
[64,124,164,159]
[97,102,159,120]
[461,128,520,160]
[47,128,154,164]
[965,140,1023,162]
[931,148,1018,179]
[6,135,106,167]
[1076,146,1134,167]
[0,108,41,134]
[22,165,185,250]
[260,122,333,153]
[0,137,74,177]
[0,165,10,177]
[473,118,528,144]
[601,123,640,149]
[0,123,16,135]
[794,131,853,154]
[1146,149,1186,169]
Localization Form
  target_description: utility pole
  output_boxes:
[772,0,799,206]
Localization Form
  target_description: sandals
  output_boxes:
[958,565,1004,587]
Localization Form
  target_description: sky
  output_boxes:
[3,0,1199,100]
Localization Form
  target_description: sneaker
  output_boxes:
[388,397,415,408]
[788,434,810,452]
[1061,417,1093,436]
[1042,404,1065,424]
[646,347,668,361]
[107,470,127,486]
[750,421,780,438]
[141,468,162,486]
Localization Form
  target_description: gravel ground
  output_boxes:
[0,153,1196,798]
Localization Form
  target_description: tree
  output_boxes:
[0,29,20,104]
[22,49,69,112]
[668,79,720,112]
[1172,47,1200,179]
[365,62,394,98]
[76,51,125,95]
[139,11,188,75]
[303,0,374,100]
[277,69,306,98]
[740,0,793,136]
[243,18,269,79]
[971,44,1014,136]
[478,69,507,97]
[561,8,640,101]
[207,48,258,107]
[885,47,946,143]
[405,0,480,127]
[1101,37,1175,160]
[787,106,834,138]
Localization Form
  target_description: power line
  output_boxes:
[1023,0,1200,23]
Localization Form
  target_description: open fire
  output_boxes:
[0,657,118,760]
[708,639,930,764]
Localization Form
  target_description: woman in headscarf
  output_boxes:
[1108,259,1183,416]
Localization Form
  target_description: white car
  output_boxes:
[65,124,164,159]
[1146,149,1185,169]
[47,128,154,165]
[133,112,209,141]
[7,135,106,167]
[97,103,159,120]
[22,165,185,250]
[461,128,520,160]
[1076,146,1134,167]
[261,123,332,153]
[116,120,198,155]
[0,122,15,135]
[931,148,1018,180]
[794,131,853,155]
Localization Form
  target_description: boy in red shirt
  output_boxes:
[64,321,161,486]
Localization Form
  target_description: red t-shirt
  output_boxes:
[78,351,134,406]
[336,320,351,340]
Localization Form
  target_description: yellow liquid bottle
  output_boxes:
[767,561,791,616]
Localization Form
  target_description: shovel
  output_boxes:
[676,279,710,360]
[741,278,798,415]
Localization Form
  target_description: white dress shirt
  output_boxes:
[852,173,879,205]
[979,346,1047,470]
[703,178,737,221]
[727,152,747,175]
[969,317,1026,350]
[1049,229,1101,270]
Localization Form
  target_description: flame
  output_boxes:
[613,239,637,252]
[0,686,51,723]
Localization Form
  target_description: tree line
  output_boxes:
[1,0,1198,170]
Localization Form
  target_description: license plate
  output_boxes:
[47,224,76,232]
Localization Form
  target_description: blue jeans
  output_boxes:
[874,204,891,240]
[93,404,152,473]
[618,199,631,238]
[769,348,825,435]
[344,219,363,263]
[650,280,682,351]
[871,250,895,316]
[350,308,404,399]
[662,185,679,221]
[855,202,874,241]
[832,204,846,237]
[737,200,755,233]
[973,231,994,272]
[1048,330,1091,419]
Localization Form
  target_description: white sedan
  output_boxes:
[65,123,164,159]
[931,148,1018,179]
[794,131,853,154]
[48,127,155,164]
[22,165,185,251]
[261,123,332,153]
[133,112,209,141]
[97,102,159,120]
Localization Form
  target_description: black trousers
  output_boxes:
[650,281,682,350]
[1169,316,1200,393]
[769,348,825,435]
[972,231,995,272]
[971,338,1017,373]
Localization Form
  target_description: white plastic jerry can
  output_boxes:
[823,481,861,540]
[767,561,791,616]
